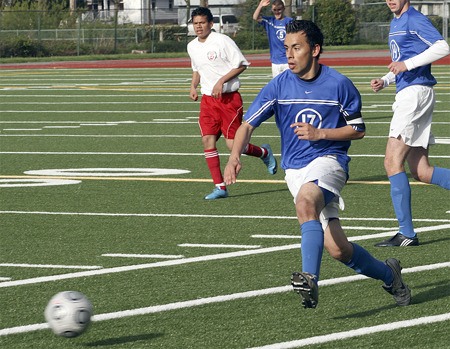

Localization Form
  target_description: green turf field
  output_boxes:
[0,65,449,349]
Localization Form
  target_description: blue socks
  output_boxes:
[300,222,394,285]
[431,167,450,190]
[344,243,393,285]
[389,172,416,238]
[300,220,324,281]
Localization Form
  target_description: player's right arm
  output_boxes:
[253,0,270,22]
[190,71,200,101]
[224,122,255,185]
[371,71,395,92]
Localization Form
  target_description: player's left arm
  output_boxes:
[404,40,450,70]
[212,64,247,97]
[291,122,364,141]
[389,40,450,74]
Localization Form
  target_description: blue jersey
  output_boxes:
[260,16,293,64]
[244,66,363,172]
[389,6,444,93]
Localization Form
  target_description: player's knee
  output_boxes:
[296,199,318,221]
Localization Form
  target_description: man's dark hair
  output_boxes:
[191,7,213,22]
[286,20,324,58]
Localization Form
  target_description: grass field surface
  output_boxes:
[0,65,449,348]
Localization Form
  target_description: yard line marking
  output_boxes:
[2,128,42,131]
[252,225,397,239]
[1,262,449,337]
[42,126,81,128]
[0,224,448,289]
[178,243,262,249]
[247,313,450,349]
[252,235,300,239]
[0,277,12,281]
[0,175,437,185]
[0,244,301,288]
[1,210,449,223]
[102,253,184,259]
[0,263,102,270]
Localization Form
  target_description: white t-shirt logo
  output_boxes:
[207,50,218,61]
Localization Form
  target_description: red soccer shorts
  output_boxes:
[198,91,243,139]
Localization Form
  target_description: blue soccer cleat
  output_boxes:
[261,144,277,175]
[204,187,228,200]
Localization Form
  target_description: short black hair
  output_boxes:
[286,20,324,57]
[191,7,213,22]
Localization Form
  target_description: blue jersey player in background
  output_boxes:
[224,20,411,309]
[371,0,450,247]
[253,0,292,77]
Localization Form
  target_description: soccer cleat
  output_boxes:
[291,272,319,309]
[261,144,277,175]
[204,187,228,200]
[374,232,419,247]
[382,258,411,306]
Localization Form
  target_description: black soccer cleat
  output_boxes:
[382,258,412,306]
[374,232,419,247]
[291,272,319,309]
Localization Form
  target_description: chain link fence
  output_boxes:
[0,5,446,58]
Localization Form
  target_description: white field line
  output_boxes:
[1,262,449,338]
[0,176,441,186]
[101,253,184,259]
[178,243,262,249]
[0,219,448,289]
[247,313,450,349]
[0,277,12,281]
[0,150,448,160]
[1,210,449,223]
[0,244,301,288]
[0,263,102,270]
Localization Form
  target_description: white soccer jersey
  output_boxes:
[187,32,249,96]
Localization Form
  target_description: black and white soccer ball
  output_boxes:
[44,291,93,338]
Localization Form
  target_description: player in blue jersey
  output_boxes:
[253,0,292,77]
[371,0,450,247]
[224,20,411,308]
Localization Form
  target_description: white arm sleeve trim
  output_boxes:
[381,72,396,87]
[404,40,450,71]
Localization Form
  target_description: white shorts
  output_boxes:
[390,85,436,148]
[285,155,347,231]
[271,63,289,78]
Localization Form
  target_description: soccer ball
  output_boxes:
[44,291,93,338]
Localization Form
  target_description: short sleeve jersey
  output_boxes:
[260,16,293,64]
[244,66,363,172]
[187,31,249,96]
[389,6,444,92]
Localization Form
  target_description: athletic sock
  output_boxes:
[300,220,324,281]
[204,148,224,186]
[431,167,450,190]
[243,143,264,158]
[344,243,393,285]
[389,172,415,238]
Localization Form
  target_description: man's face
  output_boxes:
[271,4,285,20]
[385,0,409,16]
[284,31,318,79]
[192,15,213,41]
